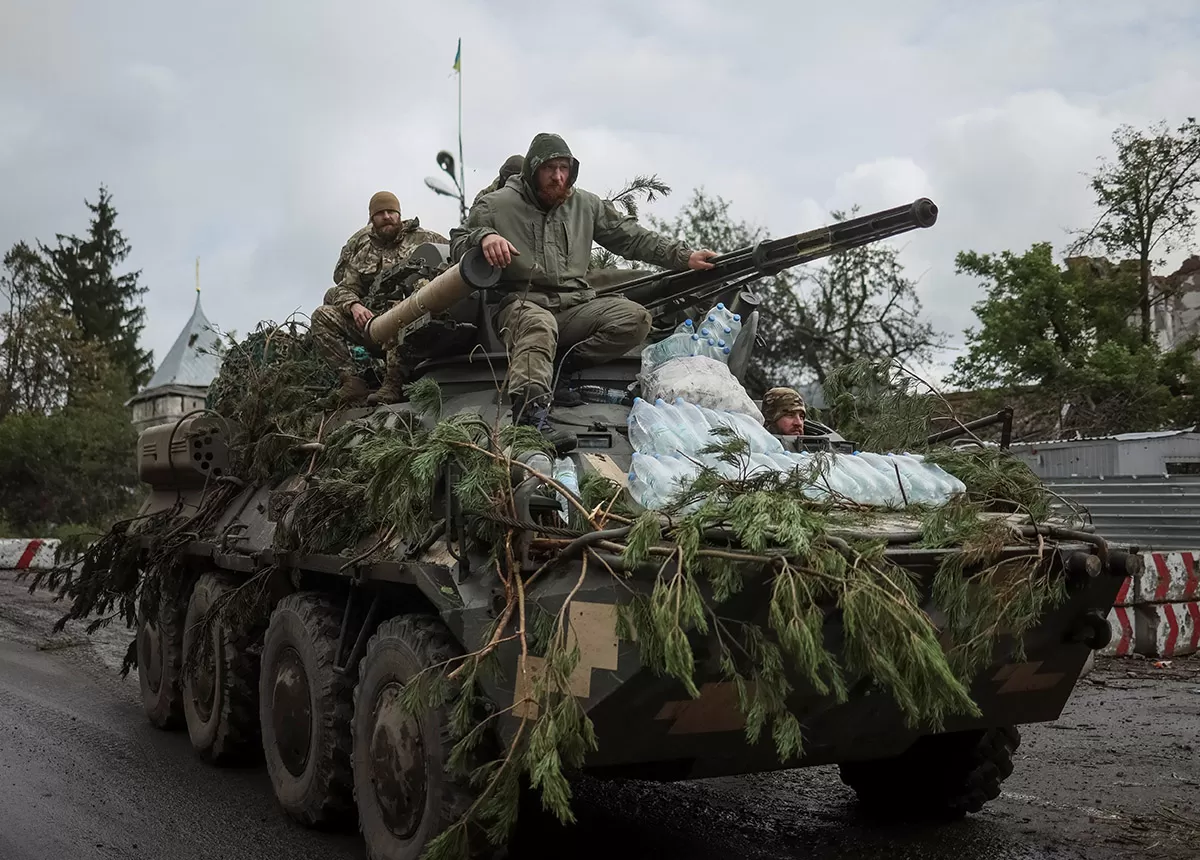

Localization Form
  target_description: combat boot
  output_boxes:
[336,372,370,406]
[367,355,406,406]
[553,358,584,407]
[510,389,577,455]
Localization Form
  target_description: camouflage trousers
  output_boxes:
[310,304,381,374]
[495,295,652,396]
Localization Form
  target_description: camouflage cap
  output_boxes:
[369,191,401,218]
[762,387,806,424]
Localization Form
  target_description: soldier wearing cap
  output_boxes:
[762,387,807,436]
[313,191,448,404]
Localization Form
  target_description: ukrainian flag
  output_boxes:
[453,39,461,73]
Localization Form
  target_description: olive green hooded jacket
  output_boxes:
[449,133,693,310]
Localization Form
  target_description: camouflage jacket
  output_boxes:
[449,133,694,310]
[332,224,370,285]
[328,219,448,314]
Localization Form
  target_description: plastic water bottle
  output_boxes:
[552,457,580,522]
[904,453,967,502]
[718,409,785,454]
[844,453,899,506]
[850,452,903,506]
[629,453,673,509]
[654,398,706,455]
[854,451,909,504]
[673,398,717,450]
[628,397,684,455]
[640,332,694,373]
[674,318,696,336]
[885,453,934,504]
[748,452,780,477]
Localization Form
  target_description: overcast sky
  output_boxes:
[3,0,1199,385]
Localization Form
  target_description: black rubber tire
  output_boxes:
[352,615,483,860]
[181,572,263,765]
[259,593,355,827]
[839,726,1020,820]
[136,589,186,730]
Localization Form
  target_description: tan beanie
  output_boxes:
[369,191,401,218]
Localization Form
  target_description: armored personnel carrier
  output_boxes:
[121,200,1134,860]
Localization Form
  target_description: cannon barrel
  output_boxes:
[600,197,938,313]
[364,247,498,346]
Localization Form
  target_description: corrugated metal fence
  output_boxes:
[1043,474,1200,551]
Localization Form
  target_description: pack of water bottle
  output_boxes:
[624,396,966,511]
[639,303,743,376]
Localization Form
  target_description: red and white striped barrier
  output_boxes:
[0,538,60,571]
[1135,601,1200,658]
[1137,551,1199,605]
[1101,606,1136,657]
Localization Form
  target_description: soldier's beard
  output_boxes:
[537,181,570,208]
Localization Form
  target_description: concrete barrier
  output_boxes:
[0,539,60,571]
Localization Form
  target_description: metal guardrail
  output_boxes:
[1043,475,1200,551]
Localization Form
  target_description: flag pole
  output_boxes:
[456,38,466,223]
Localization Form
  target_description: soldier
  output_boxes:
[762,387,807,436]
[471,154,524,208]
[450,132,717,450]
[312,191,448,405]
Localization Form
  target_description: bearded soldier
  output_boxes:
[312,191,447,404]
[762,387,807,436]
[450,132,717,450]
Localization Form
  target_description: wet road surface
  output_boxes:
[2,569,1197,860]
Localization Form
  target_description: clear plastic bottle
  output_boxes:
[654,398,706,455]
[673,397,717,450]
[885,453,933,504]
[904,453,967,502]
[853,451,906,504]
[712,408,786,455]
[552,457,580,522]
[674,318,696,336]
[629,452,673,509]
[628,397,684,455]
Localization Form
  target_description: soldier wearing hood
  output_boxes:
[471,154,524,208]
[314,191,448,405]
[450,133,717,448]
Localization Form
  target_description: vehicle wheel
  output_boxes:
[260,593,355,827]
[137,590,186,730]
[839,726,1020,820]
[181,572,262,764]
[353,615,483,860]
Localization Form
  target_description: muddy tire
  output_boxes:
[181,572,262,764]
[839,726,1020,819]
[137,590,187,730]
[352,615,482,860]
[259,593,355,827]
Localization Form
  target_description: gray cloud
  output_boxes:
[2,1,1198,385]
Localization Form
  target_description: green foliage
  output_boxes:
[206,320,339,482]
[0,375,137,532]
[949,243,1200,435]
[824,357,937,453]
[1071,117,1200,344]
[35,185,154,396]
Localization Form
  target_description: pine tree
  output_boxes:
[38,185,154,397]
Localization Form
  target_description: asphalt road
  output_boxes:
[2,569,1198,860]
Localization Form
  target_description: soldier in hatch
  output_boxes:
[312,191,448,405]
[762,387,807,436]
[449,132,718,451]
[471,154,524,208]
